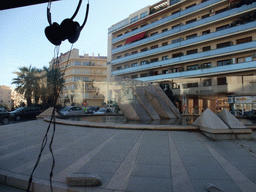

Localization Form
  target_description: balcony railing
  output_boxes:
[134,60,256,82]
[112,41,256,76]
[112,0,222,43]
[112,3,256,56]
[112,20,256,60]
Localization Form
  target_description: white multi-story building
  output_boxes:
[108,0,256,114]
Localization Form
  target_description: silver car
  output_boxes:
[59,106,84,116]
[94,108,113,115]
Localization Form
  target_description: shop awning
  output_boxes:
[125,32,146,44]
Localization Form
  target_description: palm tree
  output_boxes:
[40,66,64,107]
[12,65,41,106]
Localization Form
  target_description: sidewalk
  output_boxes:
[0,120,256,192]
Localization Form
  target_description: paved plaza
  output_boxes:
[0,120,256,192]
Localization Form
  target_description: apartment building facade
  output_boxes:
[0,85,12,109]
[50,49,107,107]
[108,0,256,114]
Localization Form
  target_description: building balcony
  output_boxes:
[112,20,256,58]
[181,85,228,95]
[112,41,256,75]
[64,73,106,77]
[112,0,223,44]
[112,0,255,45]
[135,60,256,82]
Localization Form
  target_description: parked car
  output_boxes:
[243,110,256,118]
[94,108,113,115]
[0,107,10,125]
[9,107,42,121]
[85,106,99,114]
[59,106,84,116]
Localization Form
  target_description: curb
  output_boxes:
[43,116,199,131]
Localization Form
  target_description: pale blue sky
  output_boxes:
[0,0,158,88]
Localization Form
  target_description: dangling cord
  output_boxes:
[26,46,60,192]
[48,46,60,191]
[58,44,73,99]
[47,0,52,25]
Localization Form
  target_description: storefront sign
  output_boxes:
[235,96,256,104]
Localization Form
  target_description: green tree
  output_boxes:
[40,66,64,108]
[12,65,41,106]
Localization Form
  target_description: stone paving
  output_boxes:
[0,120,256,192]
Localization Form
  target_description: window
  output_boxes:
[186,33,197,40]
[141,60,149,65]
[153,71,159,75]
[172,38,182,43]
[151,45,158,49]
[186,18,197,24]
[217,59,232,66]
[187,83,198,88]
[117,55,122,59]
[172,83,180,89]
[141,48,148,52]
[151,58,159,63]
[237,57,245,63]
[186,3,196,9]
[141,73,148,77]
[141,23,147,27]
[124,65,130,69]
[172,67,183,72]
[131,75,138,79]
[131,16,138,23]
[236,37,252,44]
[162,70,168,74]
[202,30,210,35]
[215,7,228,14]
[172,23,181,29]
[172,52,183,58]
[217,77,227,85]
[187,49,198,55]
[116,44,122,48]
[131,63,138,67]
[162,56,168,60]
[131,27,138,31]
[203,46,211,52]
[83,77,89,81]
[74,76,81,81]
[203,79,212,86]
[83,62,89,66]
[140,11,147,19]
[187,65,199,71]
[162,42,168,46]
[202,62,211,69]
[151,32,158,36]
[74,61,81,66]
[131,51,138,55]
[125,53,130,57]
[202,14,210,19]
[162,28,168,32]
[217,42,232,49]
[117,34,122,37]
[116,66,122,70]
[216,24,229,31]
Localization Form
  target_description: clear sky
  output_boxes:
[0,0,158,88]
